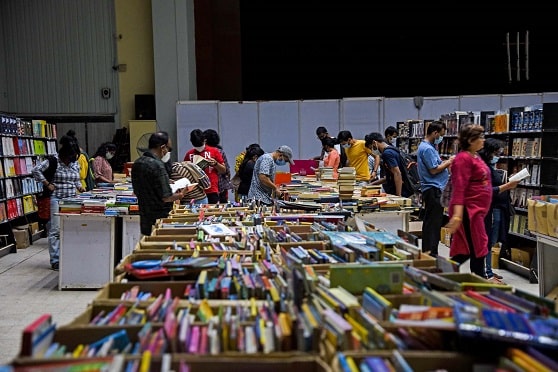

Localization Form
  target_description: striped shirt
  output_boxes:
[170,162,207,202]
[32,156,81,199]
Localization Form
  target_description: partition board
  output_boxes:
[459,95,501,112]
[299,100,340,159]
[421,97,459,122]
[384,98,419,131]
[176,101,219,159]
[341,98,382,139]
[258,101,299,172]
[219,101,259,172]
[501,94,542,109]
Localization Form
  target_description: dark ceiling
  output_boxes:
[239,2,558,100]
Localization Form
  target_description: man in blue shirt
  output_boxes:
[417,121,454,256]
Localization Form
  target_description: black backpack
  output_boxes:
[386,146,421,195]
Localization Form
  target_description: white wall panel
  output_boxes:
[384,98,419,131]
[341,98,382,139]
[421,97,459,122]
[258,101,299,173]
[542,92,558,103]
[219,101,259,173]
[299,100,340,159]
[501,93,542,109]
[459,95,502,112]
[176,101,219,160]
[0,0,117,115]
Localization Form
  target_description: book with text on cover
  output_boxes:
[192,154,211,169]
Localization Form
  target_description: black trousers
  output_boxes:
[421,187,444,255]
[451,208,488,278]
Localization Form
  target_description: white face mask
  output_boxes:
[194,145,205,152]
[161,151,171,163]
[106,152,114,160]
[390,137,397,146]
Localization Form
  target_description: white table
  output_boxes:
[59,214,116,290]
[355,209,411,233]
[121,215,141,258]
[533,232,558,296]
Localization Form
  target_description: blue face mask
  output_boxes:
[274,159,286,166]
[491,156,499,164]
[342,143,351,149]
[434,136,444,145]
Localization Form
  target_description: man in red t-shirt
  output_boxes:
[183,129,226,204]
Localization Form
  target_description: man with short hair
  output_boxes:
[248,145,294,205]
[337,130,373,182]
[314,126,346,167]
[183,129,226,204]
[384,126,399,147]
[132,132,189,236]
[417,121,454,256]
[364,132,410,197]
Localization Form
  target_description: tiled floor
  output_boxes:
[0,237,540,365]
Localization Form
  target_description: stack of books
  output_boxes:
[318,167,335,181]
[337,167,356,200]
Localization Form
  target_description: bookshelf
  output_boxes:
[0,114,57,257]
[483,103,558,282]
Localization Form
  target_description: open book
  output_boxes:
[170,178,197,193]
[509,168,530,182]
[192,154,211,169]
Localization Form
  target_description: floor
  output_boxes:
[0,237,540,365]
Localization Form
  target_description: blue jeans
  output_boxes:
[485,208,502,276]
[194,197,208,205]
[47,196,60,266]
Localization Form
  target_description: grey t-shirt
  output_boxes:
[247,153,276,204]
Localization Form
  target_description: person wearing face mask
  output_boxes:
[314,126,347,168]
[32,138,86,270]
[92,142,117,185]
[364,132,412,197]
[479,138,520,282]
[248,145,295,205]
[132,132,189,236]
[183,129,226,204]
[337,130,374,182]
[384,126,399,147]
[321,137,340,179]
[417,121,454,257]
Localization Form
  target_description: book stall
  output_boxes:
[8,177,558,372]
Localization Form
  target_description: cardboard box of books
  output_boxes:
[93,281,195,305]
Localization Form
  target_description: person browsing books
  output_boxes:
[364,132,410,196]
[32,137,86,271]
[183,129,226,204]
[203,129,233,203]
[417,121,454,257]
[132,132,191,236]
[445,124,492,278]
[321,137,340,179]
[248,145,294,205]
[479,138,520,281]
[92,142,117,185]
[337,130,374,182]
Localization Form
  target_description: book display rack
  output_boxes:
[9,202,558,371]
[0,114,57,257]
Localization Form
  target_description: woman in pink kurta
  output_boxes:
[445,124,492,278]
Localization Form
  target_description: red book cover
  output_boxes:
[20,314,53,356]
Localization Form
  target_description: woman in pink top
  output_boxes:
[92,142,117,184]
[445,124,492,278]
[322,137,340,179]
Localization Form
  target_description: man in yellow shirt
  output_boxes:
[337,130,373,182]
